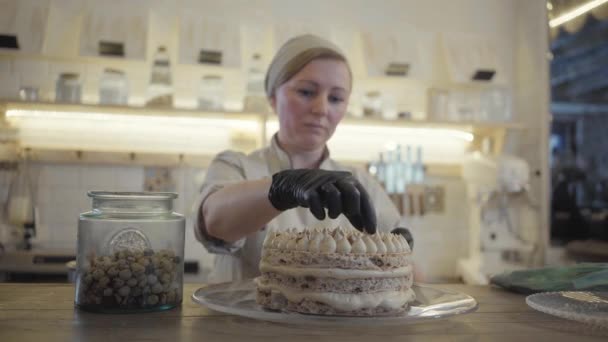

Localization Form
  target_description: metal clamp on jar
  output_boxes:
[75,191,185,313]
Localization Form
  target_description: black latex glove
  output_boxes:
[268,169,377,233]
[391,227,414,250]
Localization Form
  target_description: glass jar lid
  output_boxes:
[87,191,178,217]
[88,191,177,200]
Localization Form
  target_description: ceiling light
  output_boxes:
[549,0,608,28]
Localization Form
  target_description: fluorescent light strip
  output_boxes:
[5,109,260,131]
[549,0,608,28]
[265,121,475,142]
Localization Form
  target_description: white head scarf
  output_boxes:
[264,34,350,98]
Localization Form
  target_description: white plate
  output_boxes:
[526,291,608,327]
[192,280,478,326]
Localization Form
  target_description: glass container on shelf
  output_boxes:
[99,69,129,105]
[18,87,39,102]
[362,91,383,118]
[55,73,82,103]
[146,46,173,107]
[381,94,398,120]
[246,53,265,96]
[428,88,449,121]
[75,191,185,313]
[243,53,270,113]
[479,88,511,122]
[198,75,224,111]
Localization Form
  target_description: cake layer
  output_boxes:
[258,272,412,293]
[260,263,412,279]
[261,249,411,270]
[256,282,415,314]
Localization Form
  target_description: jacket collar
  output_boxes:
[268,133,332,173]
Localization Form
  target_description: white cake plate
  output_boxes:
[192,279,478,326]
[526,291,608,327]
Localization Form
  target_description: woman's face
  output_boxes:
[271,58,351,152]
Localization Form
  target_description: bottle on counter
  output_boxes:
[376,152,386,188]
[395,145,405,194]
[385,149,395,194]
[404,145,413,185]
[413,146,426,183]
[146,46,173,107]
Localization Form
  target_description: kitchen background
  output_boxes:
[0,0,558,283]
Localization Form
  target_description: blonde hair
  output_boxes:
[264,35,352,98]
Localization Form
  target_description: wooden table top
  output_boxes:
[0,283,606,341]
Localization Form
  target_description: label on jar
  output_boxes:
[109,228,151,254]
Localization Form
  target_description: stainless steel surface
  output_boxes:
[0,249,75,274]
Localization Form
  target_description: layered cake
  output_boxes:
[255,227,414,316]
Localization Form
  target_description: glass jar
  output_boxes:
[75,191,185,313]
[198,75,224,111]
[362,91,383,118]
[99,68,129,105]
[55,73,82,103]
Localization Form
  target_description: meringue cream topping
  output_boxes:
[263,226,412,255]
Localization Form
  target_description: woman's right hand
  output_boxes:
[268,169,377,233]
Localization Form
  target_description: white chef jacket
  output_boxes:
[194,134,401,283]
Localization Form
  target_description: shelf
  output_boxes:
[2,101,526,131]
[1,100,263,121]
[1,101,523,176]
[0,51,242,73]
[341,116,525,131]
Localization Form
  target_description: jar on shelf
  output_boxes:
[198,75,224,111]
[361,91,383,118]
[99,68,129,105]
[75,191,185,313]
[55,73,82,103]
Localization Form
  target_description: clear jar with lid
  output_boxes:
[75,191,185,313]
[55,72,82,103]
[99,68,129,105]
[198,75,224,111]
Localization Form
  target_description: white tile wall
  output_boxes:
[31,163,145,248]
[3,160,470,282]
[16,162,215,281]
[404,178,469,283]
[0,60,18,99]
[13,60,51,94]
[80,165,117,190]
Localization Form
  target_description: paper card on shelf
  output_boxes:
[42,0,83,57]
[79,0,147,60]
[1,0,50,54]
[179,14,241,68]
[361,26,431,79]
[440,33,506,84]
